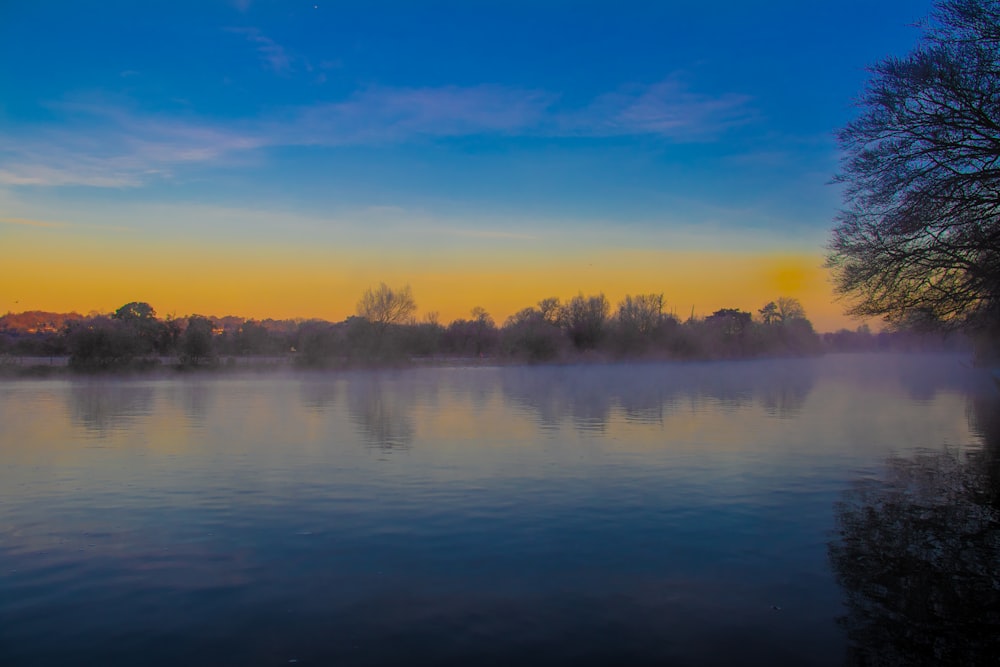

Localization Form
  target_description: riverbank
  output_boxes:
[0,353,523,378]
[2,347,990,380]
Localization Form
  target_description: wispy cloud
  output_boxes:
[225,27,295,73]
[281,85,555,144]
[560,80,754,140]
[0,164,140,188]
[0,96,265,187]
[432,227,539,241]
[0,215,131,233]
[281,80,752,143]
[0,216,66,228]
[0,79,755,188]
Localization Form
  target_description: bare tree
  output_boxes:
[537,297,562,324]
[617,293,665,335]
[562,293,610,350]
[827,0,1000,334]
[776,296,806,322]
[760,298,806,324]
[356,283,417,329]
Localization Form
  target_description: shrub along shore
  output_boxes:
[0,294,969,376]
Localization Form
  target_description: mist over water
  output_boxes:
[1,354,996,666]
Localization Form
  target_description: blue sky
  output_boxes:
[0,0,935,326]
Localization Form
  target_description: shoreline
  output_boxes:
[1,349,984,380]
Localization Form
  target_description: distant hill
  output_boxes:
[0,311,85,334]
[0,310,312,335]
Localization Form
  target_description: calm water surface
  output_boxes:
[1,354,997,666]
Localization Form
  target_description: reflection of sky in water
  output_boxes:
[0,354,995,666]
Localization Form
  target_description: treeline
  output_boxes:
[0,289,964,372]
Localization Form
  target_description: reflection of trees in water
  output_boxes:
[500,367,613,432]
[757,372,814,419]
[298,376,339,412]
[345,374,415,451]
[896,354,984,402]
[832,352,986,403]
[68,381,155,432]
[968,394,1000,507]
[178,381,212,426]
[692,360,815,419]
[829,394,1000,666]
[499,360,817,431]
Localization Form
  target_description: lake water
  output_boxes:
[1,353,997,666]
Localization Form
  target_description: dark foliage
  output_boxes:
[562,293,610,350]
[828,0,1000,352]
[179,316,216,366]
[4,292,836,371]
[501,307,565,362]
[66,317,143,370]
[295,321,341,368]
[829,392,1000,667]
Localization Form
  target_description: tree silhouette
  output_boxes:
[66,317,138,370]
[759,301,779,325]
[111,301,164,354]
[501,307,564,361]
[775,296,806,323]
[356,283,416,330]
[562,293,609,350]
[113,302,156,322]
[180,316,215,366]
[829,393,1000,666]
[828,0,1000,346]
[617,293,665,335]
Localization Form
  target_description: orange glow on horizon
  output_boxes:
[2,229,860,332]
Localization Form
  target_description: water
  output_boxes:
[1,354,997,666]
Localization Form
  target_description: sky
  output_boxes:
[0,0,936,331]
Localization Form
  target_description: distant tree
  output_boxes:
[468,307,497,356]
[470,306,492,326]
[758,301,779,325]
[66,317,138,370]
[111,301,165,354]
[113,302,156,322]
[501,308,564,362]
[403,320,444,357]
[296,321,340,367]
[562,293,610,350]
[705,308,752,336]
[699,308,755,357]
[611,293,670,356]
[179,316,216,366]
[158,317,183,355]
[760,297,806,325]
[234,320,273,356]
[505,308,540,329]
[775,296,806,323]
[444,307,498,357]
[827,0,1000,345]
[754,299,820,354]
[356,283,417,330]
[617,293,665,335]
[537,297,562,324]
[0,311,84,334]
